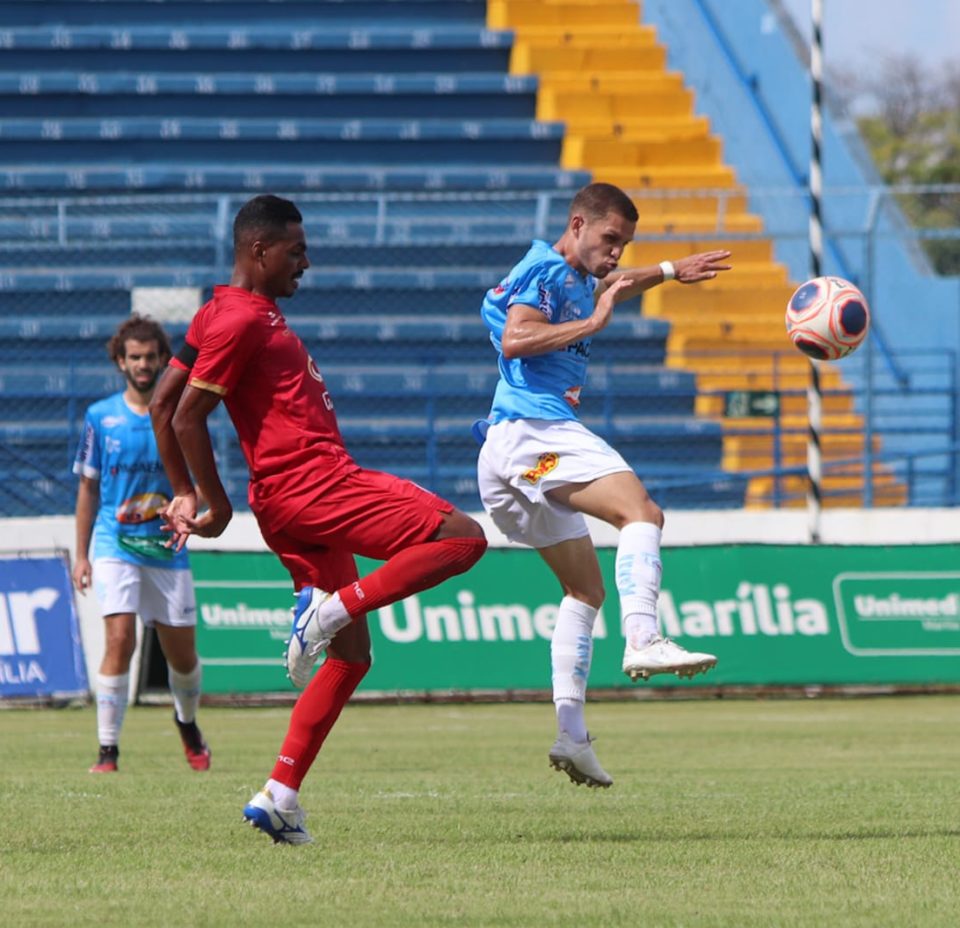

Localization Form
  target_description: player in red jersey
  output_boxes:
[150,194,487,845]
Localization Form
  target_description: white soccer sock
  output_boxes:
[317,591,352,636]
[169,662,202,724]
[266,778,299,810]
[551,596,597,743]
[617,521,663,649]
[95,673,130,746]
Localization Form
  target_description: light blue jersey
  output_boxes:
[73,392,187,569]
[480,239,597,425]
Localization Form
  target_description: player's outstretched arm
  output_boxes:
[672,249,733,284]
[171,385,233,539]
[596,250,733,303]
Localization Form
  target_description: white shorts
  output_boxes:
[477,418,632,548]
[92,558,197,628]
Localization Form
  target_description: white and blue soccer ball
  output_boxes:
[785,275,870,360]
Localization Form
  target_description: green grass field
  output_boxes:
[3,697,959,928]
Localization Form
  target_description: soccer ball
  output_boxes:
[784,276,870,360]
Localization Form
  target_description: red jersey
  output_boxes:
[171,286,358,531]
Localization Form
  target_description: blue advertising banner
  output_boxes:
[0,555,89,699]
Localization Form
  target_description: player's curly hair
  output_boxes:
[569,182,639,223]
[106,314,172,363]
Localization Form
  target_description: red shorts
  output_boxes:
[258,467,454,592]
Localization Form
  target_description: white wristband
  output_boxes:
[659,260,676,282]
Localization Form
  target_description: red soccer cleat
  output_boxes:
[89,745,119,773]
[174,713,211,771]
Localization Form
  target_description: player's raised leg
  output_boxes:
[548,471,717,682]
[280,485,486,689]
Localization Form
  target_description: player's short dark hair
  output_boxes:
[107,314,172,363]
[233,194,303,251]
[569,183,639,223]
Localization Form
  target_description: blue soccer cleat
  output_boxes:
[284,586,332,688]
[242,789,313,845]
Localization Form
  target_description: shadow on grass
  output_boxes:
[534,828,960,843]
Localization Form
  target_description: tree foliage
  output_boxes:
[834,55,960,274]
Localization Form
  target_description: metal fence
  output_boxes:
[0,186,957,516]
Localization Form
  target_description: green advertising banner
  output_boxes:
[191,545,960,695]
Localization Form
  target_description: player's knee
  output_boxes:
[568,585,605,609]
[438,508,486,541]
[647,502,664,530]
[447,533,487,575]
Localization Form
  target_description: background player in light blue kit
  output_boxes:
[477,183,732,788]
[73,314,210,773]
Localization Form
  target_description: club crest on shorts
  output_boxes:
[521,452,560,485]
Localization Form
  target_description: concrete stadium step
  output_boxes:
[506,24,659,45]
[538,72,686,93]
[625,239,774,265]
[0,25,514,73]
[667,332,803,355]
[632,214,763,235]
[488,0,641,29]
[745,472,908,508]
[690,367,849,392]
[513,43,666,73]
[721,428,880,470]
[662,319,806,347]
[4,0,488,26]
[561,115,712,136]
[563,135,722,169]
[593,165,739,190]
[541,88,694,121]
[0,72,539,119]
[0,164,591,194]
[665,350,834,375]
[645,284,797,314]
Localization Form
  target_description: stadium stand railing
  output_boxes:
[1,0,956,517]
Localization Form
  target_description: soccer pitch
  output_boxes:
[3,697,959,928]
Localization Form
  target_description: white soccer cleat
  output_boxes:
[548,732,613,788]
[285,586,333,688]
[242,789,313,845]
[622,635,717,682]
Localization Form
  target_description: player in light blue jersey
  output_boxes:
[477,183,732,787]
[73,315,210,774]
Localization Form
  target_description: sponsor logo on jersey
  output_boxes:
[307,357,324,383]
[115,491,167,524]
[537,282,554,318]
[102,415,126,428]
[563,385,582,408]
[521,451,559,485]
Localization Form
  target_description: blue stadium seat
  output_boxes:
[0,23,513,74]
[0,0,747,513]
[0,72,539,120]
